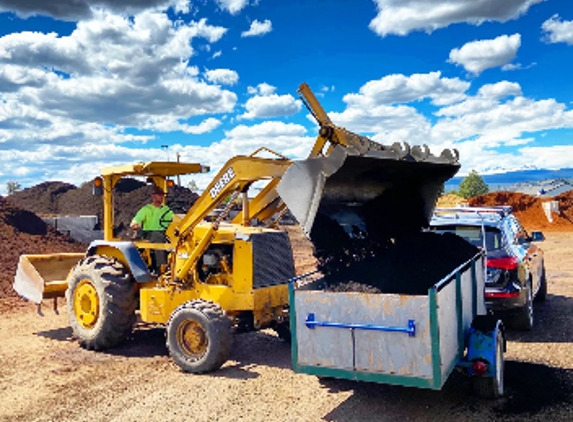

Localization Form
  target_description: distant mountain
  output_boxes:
[448,168,573,187]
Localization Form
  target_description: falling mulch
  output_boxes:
[469,191,573,232]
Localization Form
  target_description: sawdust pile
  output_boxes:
[436,193,466,207]
[0,196,86,299]
[469,191,573,232]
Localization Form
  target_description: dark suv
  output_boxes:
[429,206,546,330]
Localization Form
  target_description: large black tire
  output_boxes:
[66,255,137,350]
[507,280,533,331]
[273,320,292,344]
[535,266,547,302]
[472,330,505,399]
[166,299,232,373]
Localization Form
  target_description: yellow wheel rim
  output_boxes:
[177,320,208,360]
[73,279,100,329]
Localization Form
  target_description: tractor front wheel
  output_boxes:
[66,255,137,350]
[166,300,232,373]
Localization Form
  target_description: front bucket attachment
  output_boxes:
[14,253,85,303]
[277,145,460,243]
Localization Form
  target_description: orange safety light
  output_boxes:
[93,176,103,196]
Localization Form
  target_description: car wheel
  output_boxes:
[535,266,547,303]
[507,280,533,331]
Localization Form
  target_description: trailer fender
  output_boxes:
[87,240,152,283]
[466,315,505,377]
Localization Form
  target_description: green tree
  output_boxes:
[6,180,21,195]
[458,170,489,199]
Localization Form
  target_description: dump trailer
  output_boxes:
[276,111,506,397]
[13,82,463,375]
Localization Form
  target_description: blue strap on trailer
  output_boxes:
[305,313,416,337]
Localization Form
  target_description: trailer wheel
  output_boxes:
[66,255,137,350]
[472,330,505,399]
[166,300,232,373]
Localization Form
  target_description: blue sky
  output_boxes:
[1,0,573,194]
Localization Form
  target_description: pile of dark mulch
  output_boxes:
[9,179,200,238]
[9,181,76,215]
[0,196,86,298]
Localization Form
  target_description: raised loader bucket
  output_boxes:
[277,144,460,246]
[14,253,85,304]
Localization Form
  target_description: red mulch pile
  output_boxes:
[468,191,573,232]
[0,196,86,299]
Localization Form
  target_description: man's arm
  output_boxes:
[131,206,148,230]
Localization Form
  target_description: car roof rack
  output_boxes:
[433,206,513,219]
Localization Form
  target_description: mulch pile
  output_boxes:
[312,209,479,295]
[0,196,86,299]
[1,179,200,299]
[9,179,199,237]
[469,191,573,232]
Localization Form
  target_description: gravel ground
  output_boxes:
[0,231,572,422]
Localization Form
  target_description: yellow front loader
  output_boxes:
[13,82,461,373]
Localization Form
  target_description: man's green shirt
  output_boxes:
[132,204,173,231]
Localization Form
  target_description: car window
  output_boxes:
[513,218,529,244]
[506,215,529,245]
[430,225,503,251]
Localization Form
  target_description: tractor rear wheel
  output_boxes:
[66,255,137,350]
[166,299,232,373]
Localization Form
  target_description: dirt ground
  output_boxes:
[1,230,572,422]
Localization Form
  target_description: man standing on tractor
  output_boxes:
[130,185,174,272]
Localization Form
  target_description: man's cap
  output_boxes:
[152,186,165,195]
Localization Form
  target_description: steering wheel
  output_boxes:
[159,209,173,229]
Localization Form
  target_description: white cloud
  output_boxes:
[247,83,276,96]
[477,81,522,99]
[241,19,272,37]
[0,121,316,194]
[0,11,235,128]
[0,0,188,21]
[369,0,543,37]
[240,94,302,119]
[215,0,248,15]
[342,72,469,107]
[320,75,573,176]
[204,68,239,85]
[142,117,222,133]
[542,14,573,45]
[449,34,521,75]
[0,9,241,194]
[330,104,432,146]
[212,51,222,59]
